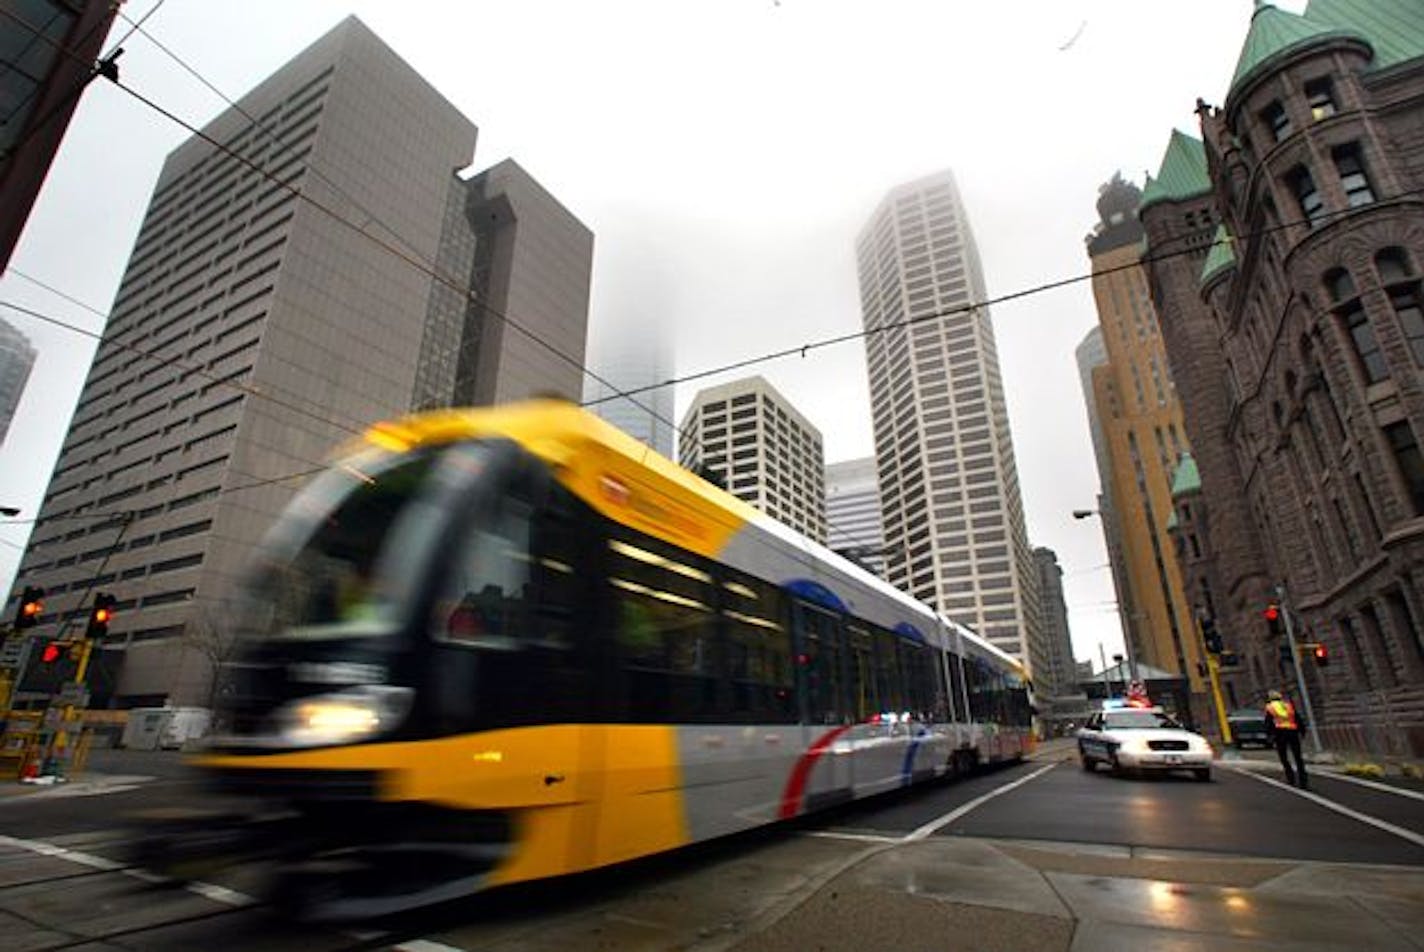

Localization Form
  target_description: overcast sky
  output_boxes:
[0,0,1274,666]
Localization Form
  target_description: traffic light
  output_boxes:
[1200,615,1223,654]
[14,585,44,629]
[86,592,117,640]
[1312,643,1330,667]
[1264,602,1282,636]
[40,641,62,664]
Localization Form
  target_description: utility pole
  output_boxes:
[1277,584,1324,756]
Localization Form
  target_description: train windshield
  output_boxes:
[248,443,484,641]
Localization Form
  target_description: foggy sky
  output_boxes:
[0,0,1266,666]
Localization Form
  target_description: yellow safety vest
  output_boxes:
[1266,699,1298,731]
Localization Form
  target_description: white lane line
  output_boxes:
[903,762,1058,841]
[393,941,472,952]
[1318,770,1424,803]
[805,830,902,844]
[1227,765,1424,849]
[0,832,255,906]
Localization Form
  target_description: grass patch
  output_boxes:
[1342,762,1385,779]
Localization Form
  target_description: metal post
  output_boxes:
[1277,584,1324,755]
[1098,642,1113,698]
[1194,613,1233,745]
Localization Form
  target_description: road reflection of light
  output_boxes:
[1149,881,1178,913]
[1224,891,1251,912]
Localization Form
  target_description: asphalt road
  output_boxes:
[0,749,1420,949]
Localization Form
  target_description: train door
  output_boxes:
[792,600,853,808]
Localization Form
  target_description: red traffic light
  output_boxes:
[40,642,62,664]
[1264,603,1280,622]
[94,607,111,624]
[1313,643,1330,666]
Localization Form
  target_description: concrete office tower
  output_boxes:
[1083,174,1204,708]
[825,457,887,578]
[856,170,1039,665]
[0,318,36,446]
[583,315,675,458]
[1074,326,1138,672]
[7,18,591,707]
[411,159,592,410]
[1032,547,1077,703]
[679,376,826,543]
[0,0,118,272]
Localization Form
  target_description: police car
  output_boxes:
[1077,699,1214,781]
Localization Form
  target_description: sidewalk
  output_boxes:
[728,835,1424,951]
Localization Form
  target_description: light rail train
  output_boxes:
[157,399,1032,919]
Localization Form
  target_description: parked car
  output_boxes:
[1078,704,1214,781]
[1227,708,1272,749]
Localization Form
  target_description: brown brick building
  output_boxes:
[1139,0,1424,757]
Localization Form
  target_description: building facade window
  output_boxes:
[1304,78,1336,121]
[1262,100,1291,142]
[1328,268,1387,384]
[1377,249,1424,366]
[1288,166,1325,226]
[1384,421,1424,516]
[1332,145,1374,208]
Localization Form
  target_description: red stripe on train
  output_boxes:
[777,723,857,820]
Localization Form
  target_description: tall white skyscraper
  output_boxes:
[679,376,825,542]
[825,457,886,578]
[856,170,1039,665]
[584,318,675,458]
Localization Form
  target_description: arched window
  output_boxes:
[1324,267,1356,303]
[1376,247,1413,285]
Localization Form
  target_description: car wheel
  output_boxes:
[1109,751,1123,776]
[1080,754,1095,772]
[1194,768,1211,782]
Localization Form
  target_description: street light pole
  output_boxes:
[1074,507,1140,682]
[1278,583,1324,756]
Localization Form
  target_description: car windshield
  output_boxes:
[1103,710,1180,730]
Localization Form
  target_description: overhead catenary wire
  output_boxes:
[10,10,1424,584]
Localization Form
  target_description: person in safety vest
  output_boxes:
[1264,689,1308,788]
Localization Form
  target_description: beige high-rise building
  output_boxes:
[679,376,825,542]
[1083,173,1205,698]
[856,170,1041,670]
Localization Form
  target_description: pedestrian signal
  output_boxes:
[15,585,43,629]
[1312,643,1329,667]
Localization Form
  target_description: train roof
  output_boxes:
[355,399,1023,675]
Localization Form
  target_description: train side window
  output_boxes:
[847,625,876,720]
[797,603,845,725]
[608,533,719,722]
[723,570,795,723]
[874,628,905,713]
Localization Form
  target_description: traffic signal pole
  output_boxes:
[1277,584,1324,755]
[1195,615,1232,745]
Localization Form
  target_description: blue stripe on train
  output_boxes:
[899,728,929,785]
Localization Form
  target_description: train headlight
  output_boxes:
[274,685,413,747]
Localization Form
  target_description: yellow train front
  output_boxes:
[158,399,1031,920]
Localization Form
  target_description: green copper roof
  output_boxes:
[1232,4,1350,94]
[1306,0,1424,70]
[1171,454,1201,497]
[1200,225,1237,285]
[1139,131,1210,212]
